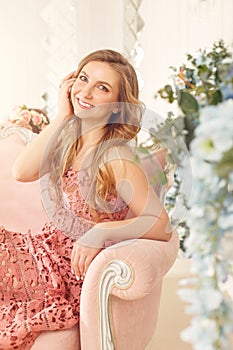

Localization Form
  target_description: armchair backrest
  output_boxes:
[139,147,175,202]
[0,124,47,233]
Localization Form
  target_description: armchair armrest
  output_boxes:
[80,231,179,350]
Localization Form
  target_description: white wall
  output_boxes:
[0,0,233,121]
[0,0,48,120]
[75,0,124,60]
[139,0,233,112]
[0,0,125,121]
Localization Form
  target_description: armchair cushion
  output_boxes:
[31,324,80,350]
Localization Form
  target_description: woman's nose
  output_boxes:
[81,84,93,99]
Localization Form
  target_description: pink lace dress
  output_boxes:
[0,169,129,350]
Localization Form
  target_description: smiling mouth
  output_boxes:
[77,98,94,109]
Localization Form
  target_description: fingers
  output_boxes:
[71,244,101,282]
[59,78,76,92]
[60,71,76,84]
[59,71,76,88]
[71,246,82,281]
[57,73,76,118]
[77,255,86,280]
[71,245,87,281]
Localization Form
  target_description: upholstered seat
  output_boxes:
[31,147,179,350]
[0,126,179,349]
[30,233,178,350]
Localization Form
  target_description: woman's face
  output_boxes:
[71,61,120,119]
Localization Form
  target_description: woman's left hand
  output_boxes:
[57,72,76,120]
[71,242,102,281]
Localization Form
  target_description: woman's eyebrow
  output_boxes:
[80,70,88,76]
[98,80,112,88]
[80,70,112,88]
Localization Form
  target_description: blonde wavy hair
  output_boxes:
[48,49,144,220]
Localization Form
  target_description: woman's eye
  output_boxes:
[99,85,108,92]
[79,75,87,82]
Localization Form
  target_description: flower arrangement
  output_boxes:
[150,40,233,245]
[156,39,233,149]
[8,104,49,134]
[150,40,233,349]
[178,99,233,350]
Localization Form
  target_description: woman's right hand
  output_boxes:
[57,71,77,120]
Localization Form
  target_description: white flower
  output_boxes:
[218,214,233,231]
[190,157,212,179]
[191,136,222,162]
[177,288,197,306]
[199,288,223,311]
[181,317,219,349]
[191,100,233,162]
[159,44,233,350]
[174,76,186,90]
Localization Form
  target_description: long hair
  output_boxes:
[48,49,144,220]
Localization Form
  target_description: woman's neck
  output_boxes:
[79,124,105,147]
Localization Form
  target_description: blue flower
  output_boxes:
[220,83,233,100]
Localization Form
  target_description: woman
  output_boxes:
[1,49,173,349]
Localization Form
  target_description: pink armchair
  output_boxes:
[0,126,179,349]
[32,148,179,350]
[32,233,178,350]
[32,232,178,350]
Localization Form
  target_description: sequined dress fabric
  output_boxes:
[0,169,129,350]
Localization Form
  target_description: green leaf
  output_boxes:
[195,86,206,95]
[215,148,233,178]
[164,85,173,94]
[217,63,232,82]
[178,91,199,115]
[208,89,223,105]
[197,64,211,81]
[137,145,150,155]
[157,87,165,95]
[184,116,197,148]
[164,85,175,103]
[157,85,175,103]
[172,116,185,133]
[150,171,167,186]
[158,171,168,185]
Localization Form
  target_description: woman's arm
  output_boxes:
[12,117,65,181]
[12,73,76,182]
[71,158,174,280]
[78,159,172,246]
